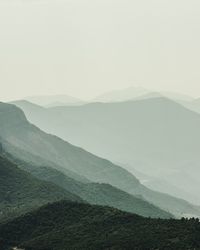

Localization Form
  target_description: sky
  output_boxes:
[0,0,200,101]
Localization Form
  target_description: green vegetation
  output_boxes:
[0,201,200,250]
[0,155,82,222]
[77,183,174,218]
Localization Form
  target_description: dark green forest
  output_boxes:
[0,201,200,250]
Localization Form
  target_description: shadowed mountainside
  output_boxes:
[13,158,172,219]
[0,154,82,222]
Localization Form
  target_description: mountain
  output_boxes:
[0,102,141,191]
[94,86,149,102]
[178,98,200,114]
[191,98,200,113]
[121,163,200,205]
[1,142,172,220]
[1,102,200,217]
[135,91,194,102]
[1,102,173,220]
[193,98,200,105]
[23,94,84,107]
[13,97,200,204]
[0,154,82,222]
[1,201,200,250]
[94,86,193,103]
[15,160,171,219]
[160,91,193,102]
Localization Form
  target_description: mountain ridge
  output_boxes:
[0,154,82,222]
[1,101,200,218]
[13,97,200,204]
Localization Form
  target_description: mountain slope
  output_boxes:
[0,201,200,250]
[179,98,200,114]
[1,102,200,217]
[76,183,172,218]
[0,154,82,222]
[0,102,140,192]
[13,97,200,204]
[15,161,172,219]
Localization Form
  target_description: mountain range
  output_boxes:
[94,86,194,103]
[4,151,172,219]
[12,97,200,204]
[94,86,149,102]
[1,101,200,218]
[0,102,175,220]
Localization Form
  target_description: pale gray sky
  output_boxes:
[0,0,200,101]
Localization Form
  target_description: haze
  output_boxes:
[0,0,200,101]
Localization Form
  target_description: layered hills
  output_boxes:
[1,102,200,218]
[0,154,81,222]
[13,97,200,204]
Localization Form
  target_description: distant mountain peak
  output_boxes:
[94,86,149,102]
[93,87,194,103]
[23,94,85,107]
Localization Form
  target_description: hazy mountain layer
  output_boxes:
[178,98,200,114]
[94,87,193,103]
[1,201,200,250]
[24,94,84,107]
[13,97,200,204]
[1,102,200,217]
[16,160,172,219]
[94,86,149,102]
